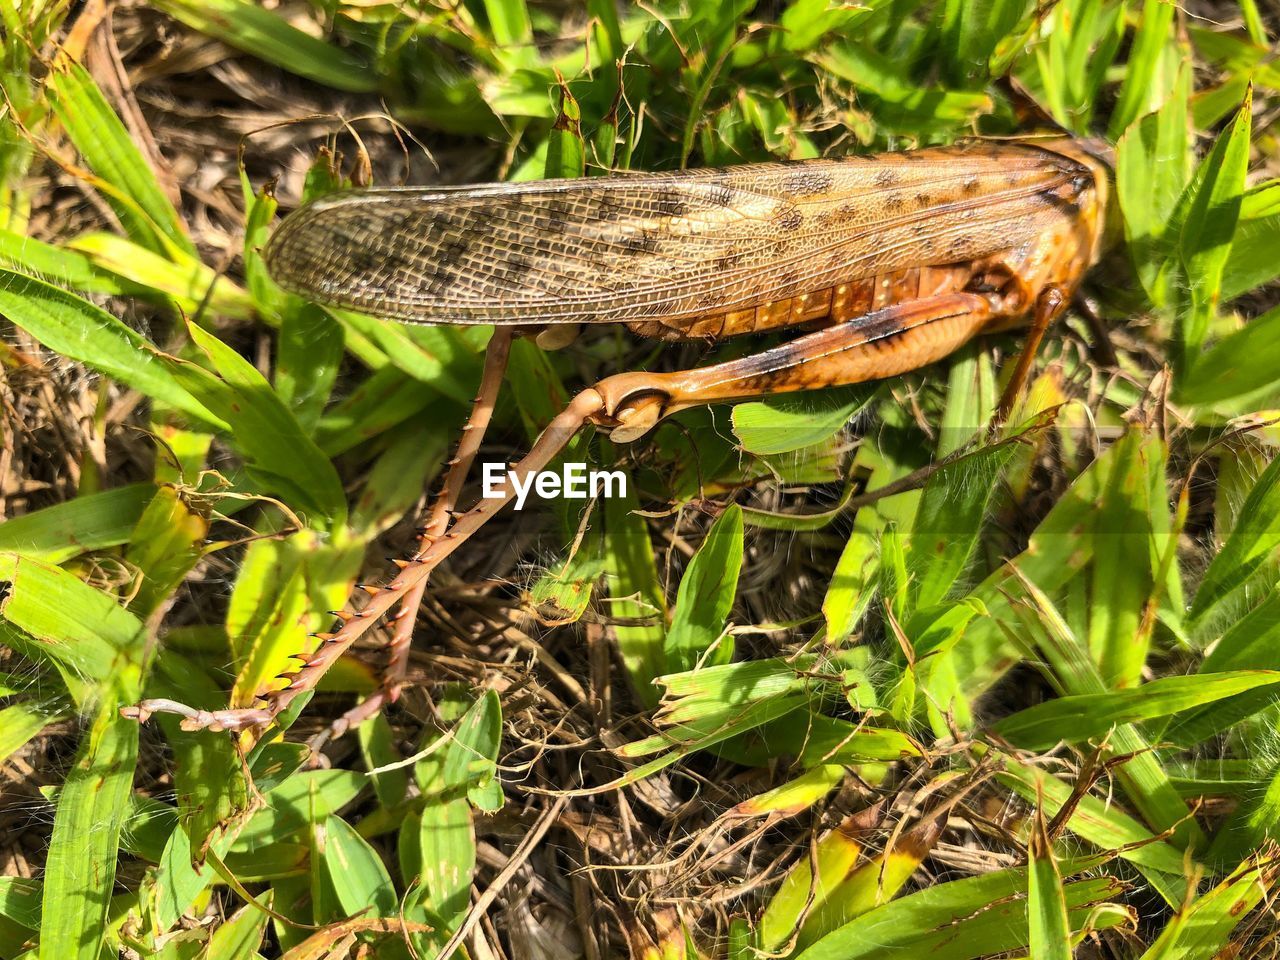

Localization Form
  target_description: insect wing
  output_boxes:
[263,143,1089,326]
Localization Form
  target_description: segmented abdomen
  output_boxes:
[626,263,980,340]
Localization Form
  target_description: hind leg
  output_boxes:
[321,329,516,740]
[123,293,1000,733]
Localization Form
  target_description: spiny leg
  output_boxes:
[993,284,1068,426]
[124,388,608,733]
[323,328,516,740]
[124,292,1001,733]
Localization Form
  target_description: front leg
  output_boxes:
[124,292,1001,733]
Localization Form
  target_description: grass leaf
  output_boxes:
[1176,88,1252,363]
[45,58,194,256]
[0,483,154,563]
[167,322,347,523]
[0,269,222,428]
[38,702,139,960]
[664,504,744,671]
[152,0,377,93]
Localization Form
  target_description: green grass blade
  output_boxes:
[908,441,1015,610]
[67,232,253,320]
[757,805,872,952]
[798,813,945,946]
[731,764,845,819]
[732,385,877,456]
[1088,430,1164,687]
[320,816,398,919]
[225,532,362,712]
[1189,451,1280,625]
[0,269,223,428]
[1116,59,1193,308]
[0,554,146,703]
[1204,761,1280,868]
[1138,853,1273,960]
[38,700,139,960]
[204,893,272,960]
[795,869,1126,960]
[276,303,343,434]
[601,475,667,705]
[45,58,194,256]
[994,671,1280,751]
[1175,304,1280,408]
[1109,0,1177,138]
[1221,182,1280,299]
[991,750,1189,905]
[0,483,153,563]
[664,504,744,672]
[1176,88,1252,365]
[124,484,208,617]
[1004,570,1204,853]
[822,514,879,645]
[1027,810,1072,960]
[152,0,377,93]
[545,78,586,178]
[164,322,347,523]
[0,702,64,764]
[0,876,41,931]
[410,690,499,937]
[0,227,141,296]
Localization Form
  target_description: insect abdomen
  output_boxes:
[625,263,977,340]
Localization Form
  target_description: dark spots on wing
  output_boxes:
[713,250,746,272]
[543,196,573,233]
[882,194,904,212]
[777,208,805,231]
[781,169,836,196]
[962,177,980,195]
[423,262,458,294]
[503,254,533,278]
[873,168,898,187]
[652,193,690,217]
[340,244,383,278]
[915,192,932,207]
[590,193,628,222]
[705,182,736,207]
[1037,189,1081,218]
[439,239,470,265]
[622,229,661,255]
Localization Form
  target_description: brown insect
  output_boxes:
[124,137,1111,734]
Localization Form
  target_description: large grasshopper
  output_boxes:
[125,137,1111,734]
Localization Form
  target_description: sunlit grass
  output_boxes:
[0,1,1278,958]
